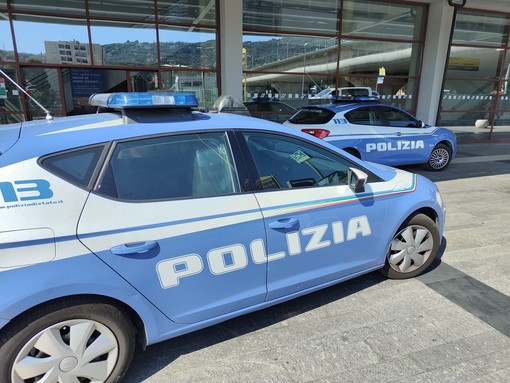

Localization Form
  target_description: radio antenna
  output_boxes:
[0,68,53,121]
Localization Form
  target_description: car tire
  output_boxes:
[426,143,452,171]
[0,299,135,383]
[379,214,440,279]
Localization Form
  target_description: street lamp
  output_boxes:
[301,43,308,98]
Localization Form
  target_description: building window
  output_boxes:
[1,0,220,122]
[242,0,426,114]
[439,10,510,126]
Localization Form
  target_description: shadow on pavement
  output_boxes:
[124,270,389,381]
[125,239,449,381]
[400,140,510,182]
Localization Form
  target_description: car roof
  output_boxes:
[3,110,287,162]
[302,102,381,113]
[301,101,402,113]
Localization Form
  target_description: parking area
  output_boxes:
[124,138,510,383]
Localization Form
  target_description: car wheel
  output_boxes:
[0,300,135,383]
[426,143,451,171]
[380,214,440,279]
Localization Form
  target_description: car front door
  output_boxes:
[376,106,431,166]
[77,131,267,324]
[238,131,389,301]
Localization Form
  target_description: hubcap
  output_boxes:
[60,356,79,372]
[388,224,434,273]
[429,148,450,170]
[11,319,119,382]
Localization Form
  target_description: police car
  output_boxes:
[284,94,457,171]
[0,92,446,382]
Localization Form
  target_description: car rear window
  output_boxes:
[288,108,335,124]
[345,108,383,125]
[41,145,105,188]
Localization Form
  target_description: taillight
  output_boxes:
[302,128,330,139]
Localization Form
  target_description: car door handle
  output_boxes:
[269,218,299,230]
[395,131,402,136]
[110,240,158,255]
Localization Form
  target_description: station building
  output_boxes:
[0,0,509,136]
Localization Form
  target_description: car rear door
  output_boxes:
[77,131,267,324]
[343,106,391,163]
[376,106,431,165]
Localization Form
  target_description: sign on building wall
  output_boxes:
[70,68,105,97]
[448,57,480,71]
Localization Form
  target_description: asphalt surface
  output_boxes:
[123,132,510,383]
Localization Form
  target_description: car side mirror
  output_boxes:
[348,168,368,193]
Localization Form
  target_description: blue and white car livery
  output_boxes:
[284,96,457,171]
[0,92,446,382]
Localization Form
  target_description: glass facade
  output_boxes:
[13,17,90,64]
[1,0,509,131]
[22,67,62,120]
[89,21,158,67]
[242,0,426,114]
[341,0,425,40]
[439,9,510,126]
[0,17,15,62]
[0,0,218,122]
[0,65,24,124]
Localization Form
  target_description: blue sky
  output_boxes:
[1,20,273,55]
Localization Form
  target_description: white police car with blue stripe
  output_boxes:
[284,92,457,171]
[0,92,446,382]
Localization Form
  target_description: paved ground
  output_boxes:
[123,134,510,383]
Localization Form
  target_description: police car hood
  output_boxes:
[365,160,398,173]
[361,160,403,181]
[0,122,22,155]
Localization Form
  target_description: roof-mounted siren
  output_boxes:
[212,94,250,116]
[331,87,380,103]
[89,92,199,109]
[88,92,200,123]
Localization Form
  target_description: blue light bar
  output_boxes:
[332,95,380,103]
[89,92,199,108]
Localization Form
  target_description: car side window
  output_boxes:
[288,108,335,124]
[41,145,105,188]
[241,132,352,191]
[382,107,419,128]
[97,132,240,201]
[345,107,382,125]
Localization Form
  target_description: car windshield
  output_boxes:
[288,108,335,124]
[315,88,334,97]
